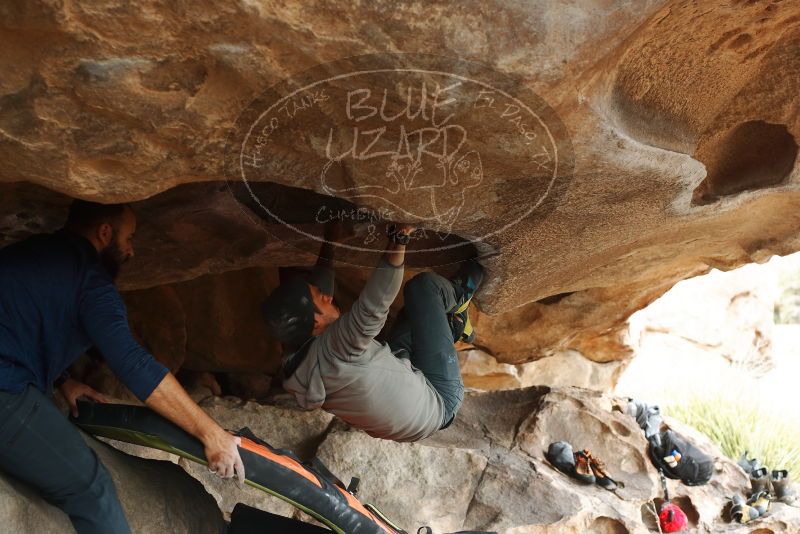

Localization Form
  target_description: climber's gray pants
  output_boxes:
[0,385,130,534]
[388,271,465,427]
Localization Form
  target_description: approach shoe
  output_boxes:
[738,451,762,475]
[625,398,663,445]
[546,441,576,475]
[546,441,595,485]
[450,312,476,344]
[449,259,484,343]
[572,450,597,485]
[750,467,771,495]
[771,470,797,504]
[730,495,760,524]
[747,489,772,517]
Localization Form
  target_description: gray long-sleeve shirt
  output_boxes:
[282,259,445,442]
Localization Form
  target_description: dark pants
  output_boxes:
[388,272,465,427]
[0,385,130,534]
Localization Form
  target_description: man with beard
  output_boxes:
[0,200,244,534]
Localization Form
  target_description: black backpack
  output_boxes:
[648,429,713,486]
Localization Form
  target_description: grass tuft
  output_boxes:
[665,393,800,475]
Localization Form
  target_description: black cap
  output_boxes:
[307,265,335,296]
[262,277,315,348]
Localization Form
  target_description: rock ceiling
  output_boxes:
[1,0,798,364]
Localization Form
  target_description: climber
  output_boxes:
[262,221,484,442]
[0,200,245,534]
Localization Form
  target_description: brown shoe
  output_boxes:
[584,449,619,490]
[572,450,597,484]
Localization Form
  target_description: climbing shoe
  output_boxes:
[731,494,760,524]
[584,449,619,491]
[546,441,576,475]
[451,259,484,304]
[448,259,484,343]
[450,310,476,344]
[572,450,597,485]
[771,470,796,504]
[738,451,762,475]
[547,442,614,487]
[546,441,594,485]
[747,489,772,516]
[751,467,771,495]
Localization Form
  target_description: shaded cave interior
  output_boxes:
[692,121,798,206]
[0,179,482,398]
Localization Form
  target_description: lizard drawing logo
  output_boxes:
[319,119,483,235]
[228,53,572,267]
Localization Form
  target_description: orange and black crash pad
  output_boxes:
[71,401,404,534]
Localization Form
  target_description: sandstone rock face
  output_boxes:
[459,349,624,391]
[119,260,415,375]
[3,5,800,532]
[317,430,488,532]
[80,386,800,533]
[0,472,72,534]
[125,266,282,374]
[0,430,225,534]
[1,0,799,367]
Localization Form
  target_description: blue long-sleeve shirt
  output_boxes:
[0,230,168,400]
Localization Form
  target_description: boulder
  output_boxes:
[317,430,488,533]
[82,386,782,533]
[2,2,800,531]
[0,431,225,534]
[459,349,624,392]
[1,0,799,367]
[125,265,283,375]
